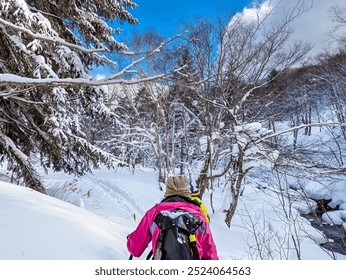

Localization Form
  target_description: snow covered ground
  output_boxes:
[1,165,346,260]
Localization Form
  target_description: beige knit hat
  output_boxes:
[164,175,191,199]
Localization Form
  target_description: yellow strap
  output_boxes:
[189,234,197,242]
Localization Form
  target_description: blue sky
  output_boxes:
[92,0,255,75]
[95,0,345,76]
[119,0,346,55]
[123,0,254,38]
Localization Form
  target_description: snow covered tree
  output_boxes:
[0,0,138,193]
[329,5,346,48]
[167,2,312,226]
[165,49,202,175]
[98,30,176,183]
[217,1,315,226]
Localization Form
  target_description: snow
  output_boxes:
[304,181,333,200]
[322,211,346,226]
[292,198,318,215]
[0,180,132,260]
[1,165,346,260]
[243,122,262,133]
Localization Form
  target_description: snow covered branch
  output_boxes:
[255,122,346,144]
[0,17,109,54]
[0,73,168,87]
[0,64,187,87]
[0,133,46,194]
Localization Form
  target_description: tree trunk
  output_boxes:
[225,144,252,227]
[196,137,211,199]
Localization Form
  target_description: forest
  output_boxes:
[1,0,346,241]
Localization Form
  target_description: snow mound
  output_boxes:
[0,181,131,260]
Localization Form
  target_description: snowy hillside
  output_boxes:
[1,166,346,260]
[0,180,133,259]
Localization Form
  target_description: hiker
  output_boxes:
[127,175,218,260]
[190,182,210,223]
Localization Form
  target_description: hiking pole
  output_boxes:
[146,250,153,260]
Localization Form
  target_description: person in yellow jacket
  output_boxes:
[190,182,210,223]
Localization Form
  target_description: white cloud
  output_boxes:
[241,1,273,23]
[236,0,346,56]
[286,0,345,55]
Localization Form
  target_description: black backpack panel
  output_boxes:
[153,208,202,260]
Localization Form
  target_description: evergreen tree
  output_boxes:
[0,0,138,193]
[167,48,202,175]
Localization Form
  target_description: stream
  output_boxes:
[302,212,346,255]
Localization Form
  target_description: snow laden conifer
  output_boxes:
[0,0,138,193]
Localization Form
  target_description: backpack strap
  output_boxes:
[189,233,199,260]
[153,228,165,260]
